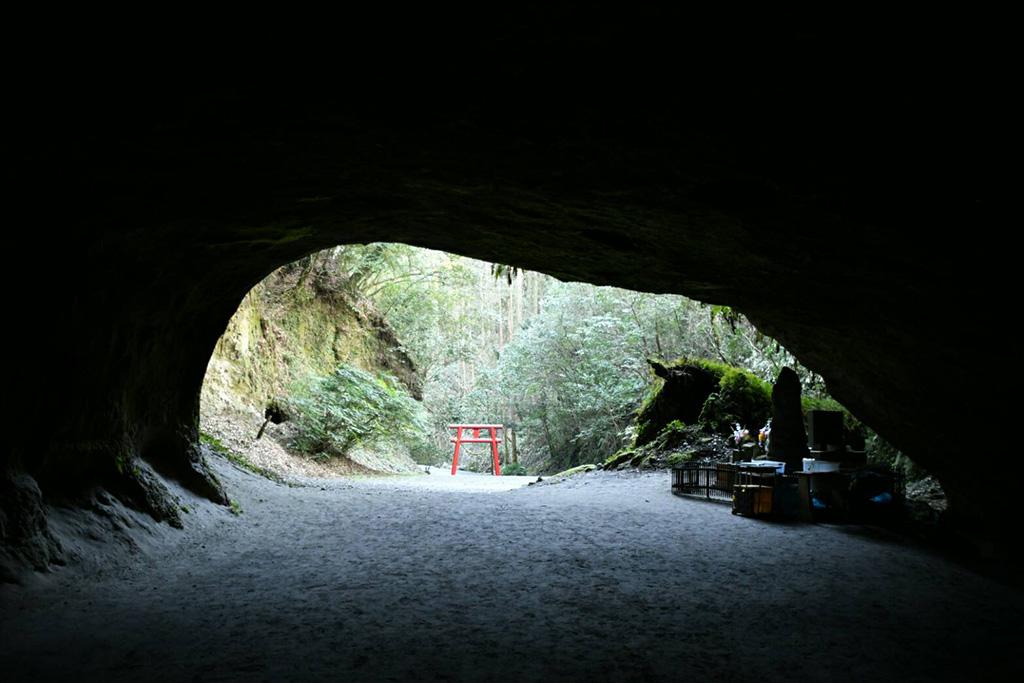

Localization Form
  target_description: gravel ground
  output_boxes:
[2,460,1022,682]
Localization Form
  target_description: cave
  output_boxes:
[1,18,1016,677]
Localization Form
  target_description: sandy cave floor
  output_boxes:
[2,460,1023,682]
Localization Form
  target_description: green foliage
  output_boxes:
[211,241,910,479]
[502,462,529,476]
[200,431,233,455]
[630,451,651,468]
[866,430,923,481]
[666,451,697,467]
[685,358,743,378]
[614,417,723,471]
[652,421,699,449]
[288,364,429,461]
[697,367,773,435]
[634,419,698,455]
[633,359,771,447]
[326,244,866,475]
[604,448,635,469]
[464,283,671,472]
[708,304,741,329]
[490,263,520,284]
[633,382,668,444]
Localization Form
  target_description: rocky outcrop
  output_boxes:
[4,24,1012,561]
[637,360,774,443]
[201,257,421,421]
[636,361,721,446]
[0,472,64,582]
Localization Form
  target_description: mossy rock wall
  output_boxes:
[698,366,773,436]
[200,263,420,419]
[634,359,771,446]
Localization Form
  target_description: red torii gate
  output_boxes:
[448,424,503,476]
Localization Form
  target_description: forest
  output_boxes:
[201,243,916,483]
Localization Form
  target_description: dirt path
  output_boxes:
[2,460,1021,682]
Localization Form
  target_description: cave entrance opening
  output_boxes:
[198,242,878,490]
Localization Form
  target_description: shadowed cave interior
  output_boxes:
[1,19,1017,682]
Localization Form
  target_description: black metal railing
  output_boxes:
[671,462,738,501]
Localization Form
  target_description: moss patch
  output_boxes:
[550,463,599,479]
[610,403,733,473]
[697,366,772,435]
[634,358,771,446]
[201,262,420,422]
[604,448,635,470]
[666,451,697,467]
[200,432,289,486]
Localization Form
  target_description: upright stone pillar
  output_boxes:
[768,367,810,473]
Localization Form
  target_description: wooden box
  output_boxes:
[732,485,773,517]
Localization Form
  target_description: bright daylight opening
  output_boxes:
[200,243,939,506]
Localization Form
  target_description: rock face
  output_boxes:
[200,256,422,421]
[0,472,64,581]
[768,368,811,473]
[636,360,771,447]
[637,361,720,445]
[4,25,1014,561]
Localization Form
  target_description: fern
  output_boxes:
[288,364,429,460]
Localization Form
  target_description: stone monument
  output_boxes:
[768,367,810,473]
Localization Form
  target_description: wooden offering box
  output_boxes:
[732,485,773,517]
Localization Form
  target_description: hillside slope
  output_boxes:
[200,254,423,475]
